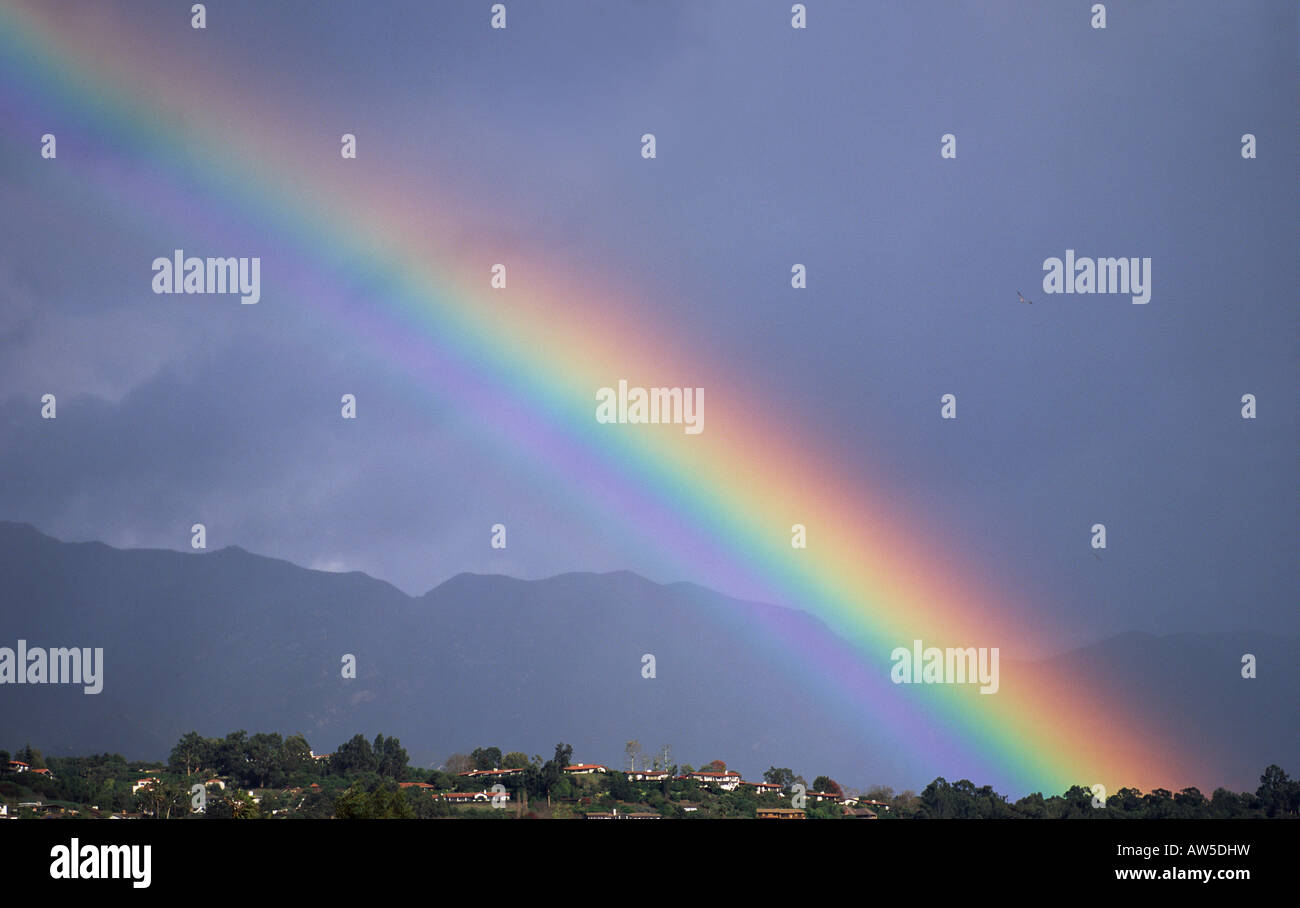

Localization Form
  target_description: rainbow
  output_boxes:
[0,1,1203,795]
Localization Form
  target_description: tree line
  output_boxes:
[4,732,1297,820]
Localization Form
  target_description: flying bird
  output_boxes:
[1018,290,1033,305]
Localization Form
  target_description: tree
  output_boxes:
[518,760,545,800]
[134,779,188,820]
[216,730,249,780]
[334,782,372,819]
[1108,787,1143,814]
[624,740,642,772]
[763,767,796,788]
[540,743,573,798]
[1210,787,1250,818]
[1058,785,1095,818]
[702,759,727,774]
[1014,792,1048,819]
[375,735,409,779]
[920,777,1003,819]
[502,752,530,770]
[806,799,845,820]
[471,747,503,772]
[608,771,635,802]
[813,776,842,796]
[1141,788,1175,819]
[1175,787,1207,813]
[247,732,284,788]
[443,753,473,774]
[334,781,416,819]
[428,769,458,789]
[1257,765,1298,817]
[168,732,211,777]
[369,783,416,819]
[16,743,45,769]
[333,734,377,775]
[282,734,313,775]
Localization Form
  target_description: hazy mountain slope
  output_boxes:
[0,522,1293,792]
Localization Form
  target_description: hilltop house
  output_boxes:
[686,770,743,791]
[460,768,523,781]
[441,791,508,804]
[843,806,879,819]
[584,808,662,819]
[757,807,806,819]
[626,770,670,782]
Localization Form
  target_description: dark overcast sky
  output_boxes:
[0,0,1295,655]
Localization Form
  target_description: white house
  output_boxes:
[688,771,743,791]
[564,764,608,775]
[461,768,523,780]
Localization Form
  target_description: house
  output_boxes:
[807,790,842,803]
[564,764,608,775]
[31,767,53,779]
[741,781,783,795]
[460,768,523,780]
[6,761,28,773]
[204,778,226,791]
[131,777,160,794]
[440,791,508,804]
[757,807,806,819]
[843,806,878,819]
[626,770,670,782]
[687,771,743,791]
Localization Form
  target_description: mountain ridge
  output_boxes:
[0,521,1293,793]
